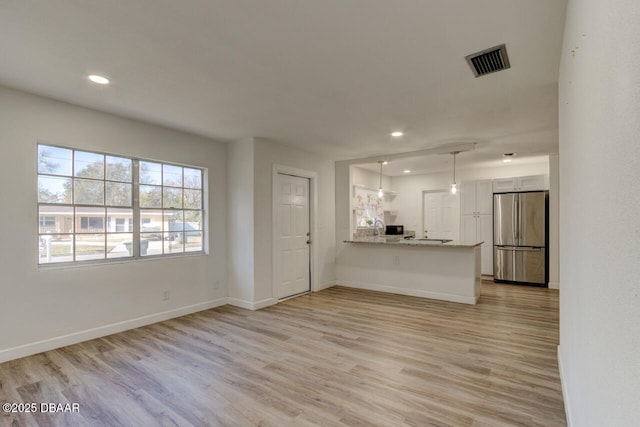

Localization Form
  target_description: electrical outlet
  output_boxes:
[162,290,170,301]
[213,280,219,290]
[393,255,400,265]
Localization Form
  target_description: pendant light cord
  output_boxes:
[452,152,456,184]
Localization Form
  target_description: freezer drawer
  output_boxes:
[494,246,546,285]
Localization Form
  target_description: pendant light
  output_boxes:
[450,151,459,195]
[377,160,385,198]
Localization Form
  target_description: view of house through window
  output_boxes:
[37,144,205,264]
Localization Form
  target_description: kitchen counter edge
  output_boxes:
[344,239,483,248]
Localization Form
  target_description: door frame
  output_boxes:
[272,164,318,301]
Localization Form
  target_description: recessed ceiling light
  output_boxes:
[391,132,403,137]
[403,170,411,174]
[382,161,389,165]
[88,74,109,85]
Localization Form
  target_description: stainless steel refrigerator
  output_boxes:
[494,191,548,286]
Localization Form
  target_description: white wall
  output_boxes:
[335,160,351,253]
[227,139,255,303]
[558,1,640,425]
[351,166,392,191]
[0,86,228,362]
[548,154,560,288]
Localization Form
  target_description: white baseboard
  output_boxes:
[549,281,560,290]
[315,280,335,292]
[253,298,277,310]
[557,345,572,426]
[227,297,276,310]
[337,280,478,305]
[0,298,229,364]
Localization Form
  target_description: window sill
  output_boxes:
[37,251,208,271]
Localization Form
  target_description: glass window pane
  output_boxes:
[139,185,162,208]
[39,234,73,264]
[163,187,182,208]
[106,156,132,182]
[107,208,133,232]
[163,164,183,187]
[183,167,202,189]
[107,233,132,258]
[185,233,203,252]
[164,232,184,254]
[106,182,132,207]
[38,145,72,176]
[75,234,105,261]
[39,205,73,234]
[74,179,104,205]
[140,233,161,256]
[139,161,161,185]
[76,207,105,233]
[164,210,184,232]
[38,176,72,204]
[75,151,104,179]
[184,210,202,230]
[184,189,202,209]
[140,209,163,236]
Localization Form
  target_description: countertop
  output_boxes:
[344,237,483,248]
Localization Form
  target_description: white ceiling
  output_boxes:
[0,0,566,166]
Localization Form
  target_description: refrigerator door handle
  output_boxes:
[496,246,542,252]
[512,194,518,243]
[516,193,521,244]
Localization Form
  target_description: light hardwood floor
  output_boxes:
[0,282,565,426]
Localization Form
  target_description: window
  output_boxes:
[37,144,205,265]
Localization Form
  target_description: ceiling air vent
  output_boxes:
[465,44,511,77]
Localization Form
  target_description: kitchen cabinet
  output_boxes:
[460,179,493,275]
[493,175,546,193]
[461,180,492,215]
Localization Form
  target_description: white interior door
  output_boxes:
[423,192,455,239]
[276,173,310,299]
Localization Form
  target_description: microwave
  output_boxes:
[385,225,404,235]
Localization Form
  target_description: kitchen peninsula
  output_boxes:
[337,237,483,304]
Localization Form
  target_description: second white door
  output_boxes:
[423,191,456,239]
[276,173,310,299]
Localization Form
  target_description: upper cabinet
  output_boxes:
[493,175,547,193]
[461,179,493,215]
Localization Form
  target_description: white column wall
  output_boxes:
[548,154,560,289]
[227,138,255,304]
[558,0,640,425]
